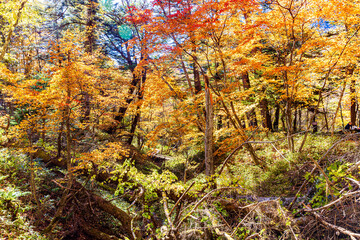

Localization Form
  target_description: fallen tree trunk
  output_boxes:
[80,222,121,240]
[32,149,139,239]
[91,193,138,239]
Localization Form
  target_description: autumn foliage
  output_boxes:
[1,0,360,239]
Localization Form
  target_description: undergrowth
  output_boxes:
[0,149,48,240]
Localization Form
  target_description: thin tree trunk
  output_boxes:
[44,84,73,233]
[57,122,64,158]
[204,78,214,177]
[350,78,356,125]
[340,103,345,129]
[108,74,141,134]
[260,98,272,131]
[298,109,301,131]
[323,110,329,130]
[193,58,202,94]
[242,73,257,127]
[81,0,98,123]
[273,105,280,131]
[293,107,297,132]
[281,110,286,132]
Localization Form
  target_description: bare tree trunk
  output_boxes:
[66,88,73,182]
[340,103,344,128]
[260,98,272,131]
[57,121,64,158]
[242,73,257,127]
[273,105,280,131]
[193,58,202,94]
[80,0,98,123]
[204,78,214,177]
[350,77,356,125]
[293,106,297,132]
[285,101,294,152]
[127,72,146,145]
[108,74,141,134]
[85,0,97,54]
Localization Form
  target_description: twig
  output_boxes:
[218,127,259,175]
[309,156,333,197]
[175,187,235,230]
[162,192,175,230]
[289,133,360,210]
[309,209,360,240]
[271,143,289,162]
[231,203,259,237]
[203,208,235,240]
[245,233,260,239]
[212,204,232,230]
[127,186,144,210]
[278,201,298,240]
[169,182,195,216]
[52,179,76,191]
[304,190,360,212]
[346,177,360,188]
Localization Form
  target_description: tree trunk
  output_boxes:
[81,0,98,123]
[204,77,214,177]
[91,194,136,239]
[127,72,146,145]
[242,73,257,127]
[350,78,356,125]
[260,98,272,131]
[285,103,294,152]
[193,58,202,94]
[108,74,141,134]
[273,105,280,131]
[293,107,297,132]
[192,43,202,94]
[57,121,64,158]
[85,0,97,54]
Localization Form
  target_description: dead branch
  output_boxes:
[169,181,195,216]
[304,190,360,212]
[310,210,360,240]
[289,133,360,210]
[203,208,235,240]
[175,187,235,230]
[80,222,120,240]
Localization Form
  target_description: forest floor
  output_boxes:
[0,132,360,239]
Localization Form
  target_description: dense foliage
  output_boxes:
[1,0,360,239]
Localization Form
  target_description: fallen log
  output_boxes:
[80,221,121,240]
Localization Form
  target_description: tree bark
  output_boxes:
[91,194,137,239]
[108,74,141,134]
[241,73,257,127]
[85,0,98,54]
[350,77,356,125]
[57,121,64,158]
[260,98,272,131]
[293,106,297,132]
[204,77,214,176]
[273,105,280,131]
[127,71,146,145]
